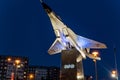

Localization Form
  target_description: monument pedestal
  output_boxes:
[60,48,84,80]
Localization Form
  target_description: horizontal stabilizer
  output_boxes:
[48,39,64,55]
[77,35,107,49]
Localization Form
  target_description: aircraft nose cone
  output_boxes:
[41,2,52,13]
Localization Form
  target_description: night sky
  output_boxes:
[0,0,120,79]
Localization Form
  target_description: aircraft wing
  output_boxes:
[76,35,107,49]
[48,39,64,55]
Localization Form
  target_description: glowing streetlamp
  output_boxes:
[7,57,12,62]
[111,70,118,80]
[29,74,34,80]
[15,59,21,65]
[112,47,118,80]
[92,51,99,80]
[14,59,21,80]
[92,51,99,59]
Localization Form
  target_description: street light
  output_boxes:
[111,47,118,80]
[7,57,12,62]
[14,59,21,80]
[111,70,118,80]
[92,51,99,80]
[15,59,21,65]
[29,74,34,80]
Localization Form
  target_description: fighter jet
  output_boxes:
[40,1,107,61]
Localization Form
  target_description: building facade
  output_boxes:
[0,55,60,80]
[28,66,48,80]
[28,66,60,80]
[47,66,60,80]
[0,55,28,80]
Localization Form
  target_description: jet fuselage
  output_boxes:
[41,1,107,60]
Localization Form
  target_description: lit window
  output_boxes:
[25,61,27,63]
[24,72,26,74]
[24,76,26,78]
[4,67,7,69]
[20,64,24,67]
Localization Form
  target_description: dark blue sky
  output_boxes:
[0,0,120,79]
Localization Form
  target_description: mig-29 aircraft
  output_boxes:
[40,0,107,61]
